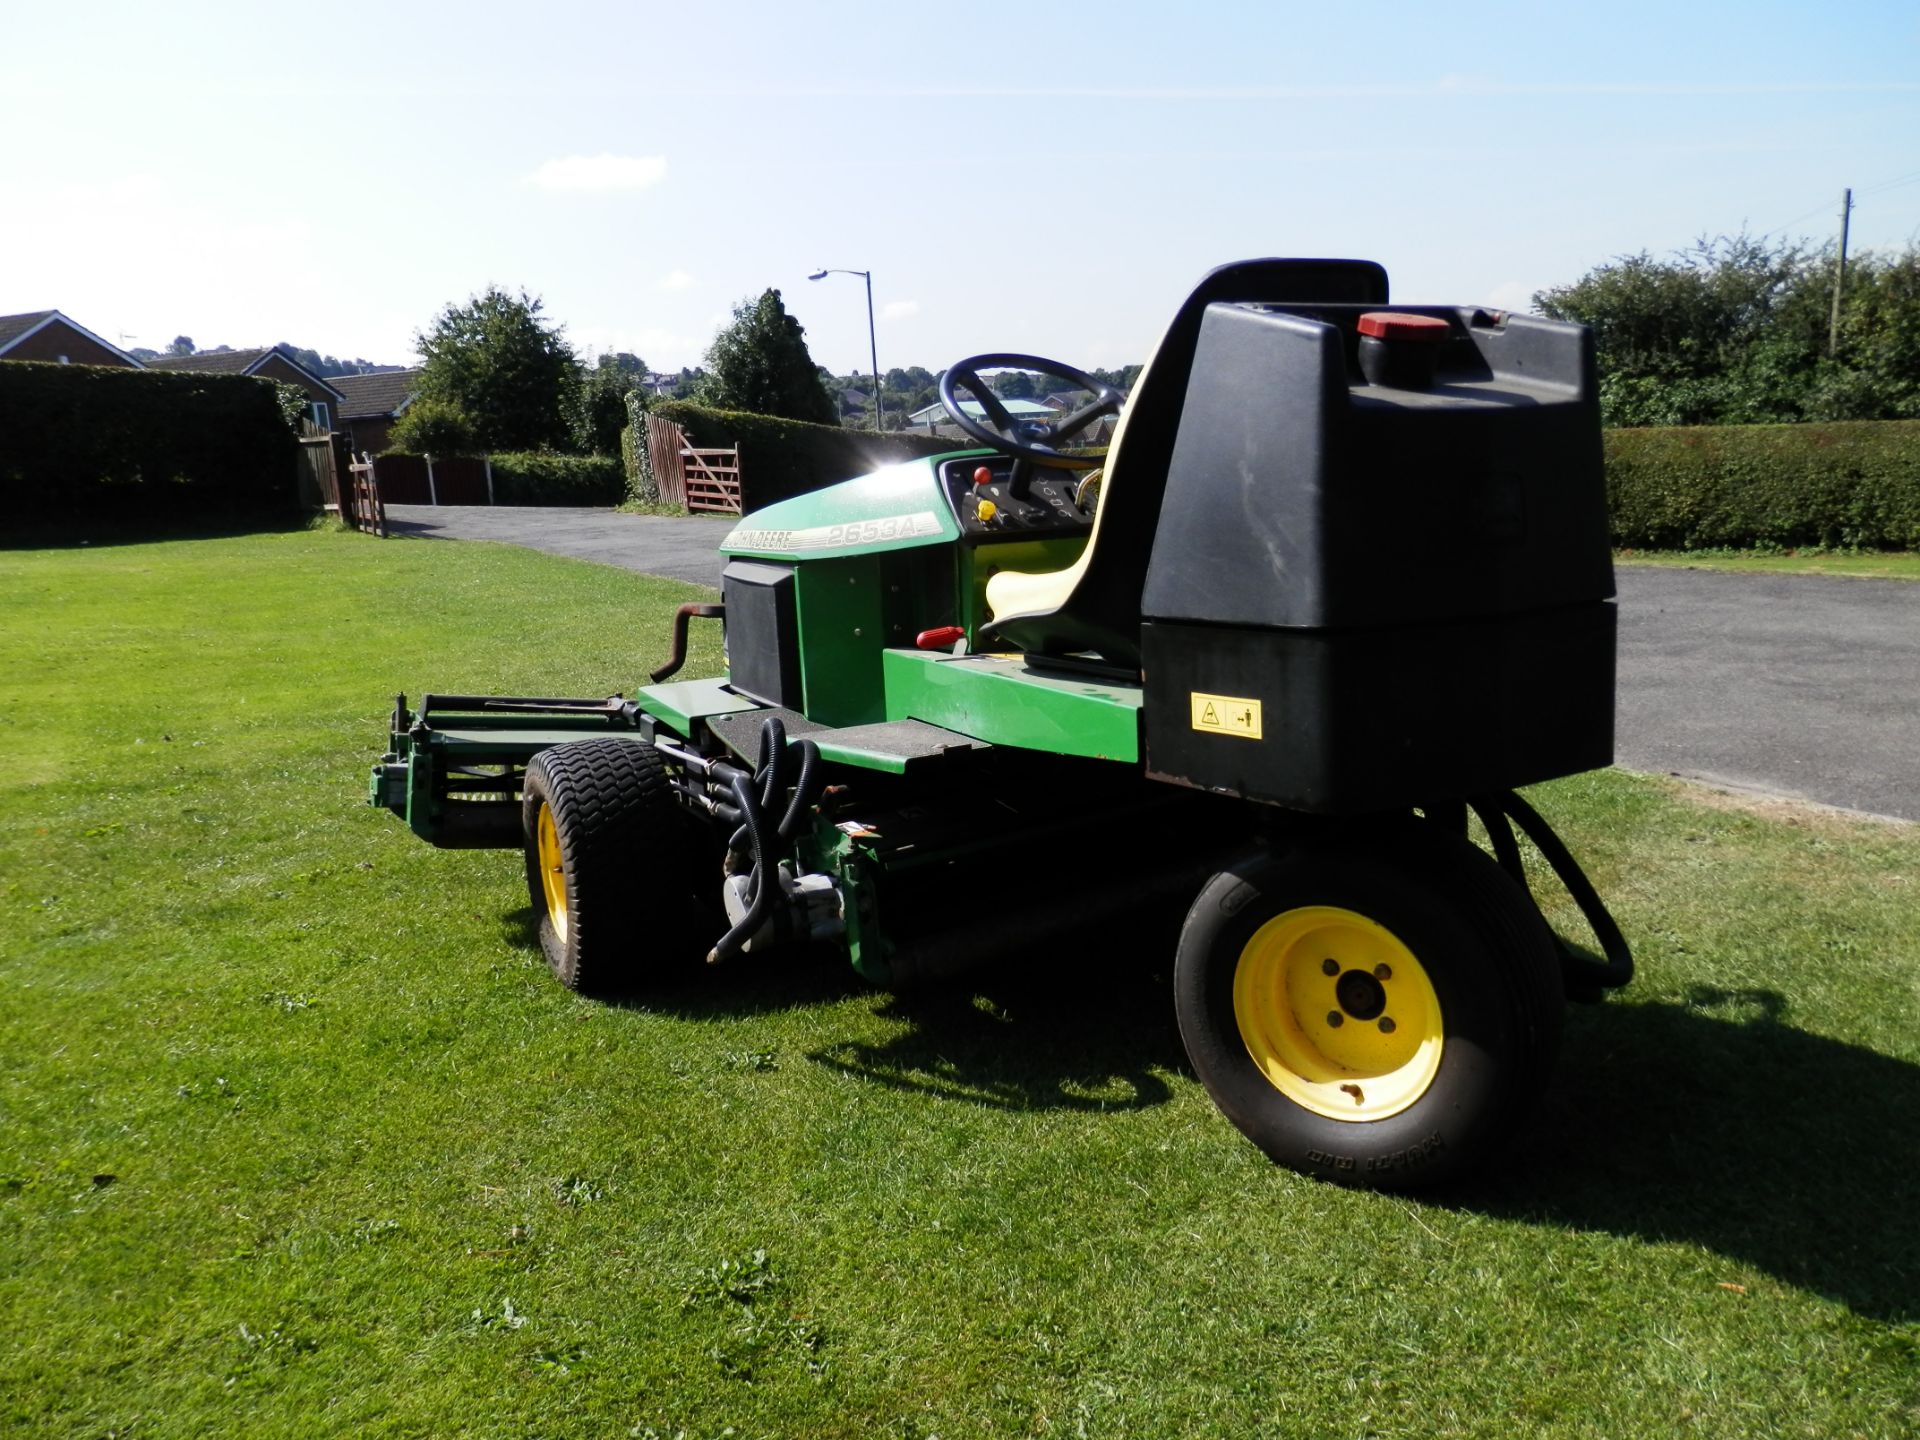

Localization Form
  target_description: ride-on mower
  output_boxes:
[368,258,1632,1191]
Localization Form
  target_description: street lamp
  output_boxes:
[807,267,882,432]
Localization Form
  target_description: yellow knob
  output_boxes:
[976,499,998,522]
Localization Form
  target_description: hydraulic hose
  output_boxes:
[1470,789,1634,1001]
[776,740,821,840]
[705,717,826,965]
[708,770,775,965]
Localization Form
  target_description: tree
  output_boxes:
[390,397,478,456]
[1534,233,1815,426]
[276,343,402,379]
[1535,233,1920,427]
[695,289,837,425]
[574,358,643,456]
[167,336,194,356]
[1806,249,1920,421]
[415,286,580,452]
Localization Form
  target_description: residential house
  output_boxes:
[147,346,346,431]
[0,310,141,367]
[331,368,420,455]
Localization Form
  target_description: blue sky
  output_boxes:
[4,2,1916,375]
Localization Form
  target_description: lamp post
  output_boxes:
[808,267,882,431]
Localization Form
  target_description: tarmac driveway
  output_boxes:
[1613,566,1920,822]
[384,504,733,587]
[384,507,1920,821]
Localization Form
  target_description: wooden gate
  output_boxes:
[646,413,743,514]
[346,452,387,537]
[681,444,741,513]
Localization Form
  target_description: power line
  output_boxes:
[1856,168,1920,197]
[1760,165,1920,239]
[1759,200,1837,239]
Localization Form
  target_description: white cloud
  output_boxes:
[658,269,695,292]
[527,154,667,192]
[881,299,920,321]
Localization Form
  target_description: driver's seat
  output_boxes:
[982,258,1389,669]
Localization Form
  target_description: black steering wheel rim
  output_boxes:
[937,352,1125,468]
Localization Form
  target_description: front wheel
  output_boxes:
[1173,824,1563,1190]
[521,738,709,995]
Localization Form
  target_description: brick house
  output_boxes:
[0,311,142,367]
[330,368,421,455]
[147,346,346,430]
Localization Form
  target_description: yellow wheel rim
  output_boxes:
[536,800,568,943]
[1233,905,1443,1122]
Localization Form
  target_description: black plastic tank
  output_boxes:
[1139,302,1615,814]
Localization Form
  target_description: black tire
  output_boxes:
[521,738,710,995]
[1173,822,1563,1191]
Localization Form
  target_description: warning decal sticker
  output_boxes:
[1189,691,1263,740]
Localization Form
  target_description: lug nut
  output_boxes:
[1374,964,1393,981]
[1378,1017,1397,1034]
[1321,958,1339,976]
[1326,1011,1344,1028]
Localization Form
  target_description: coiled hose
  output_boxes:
[707,716,824,964]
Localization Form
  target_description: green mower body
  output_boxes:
[368,258,1633,1190]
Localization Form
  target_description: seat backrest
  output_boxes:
[985,258,1389,666]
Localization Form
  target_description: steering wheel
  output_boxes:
[938,353,1125,468]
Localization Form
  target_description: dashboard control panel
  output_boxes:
[938,458,1095,541]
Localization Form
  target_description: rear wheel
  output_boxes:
[521,738,709,994]
[1173,823,1562,1190]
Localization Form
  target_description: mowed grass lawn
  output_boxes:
[1617,549,1920,581]
[3,528,1917,1440]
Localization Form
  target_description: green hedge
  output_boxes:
[486,452,626,507]
[1605,421,1920,550]
[644,399,974,512]
[0,361,298,523]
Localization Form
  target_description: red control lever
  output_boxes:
[916,625,967,650]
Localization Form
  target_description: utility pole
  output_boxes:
[1829,187,1853,357]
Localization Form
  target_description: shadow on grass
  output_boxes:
[1455,985,1920,1322]
[511,899,1916,1316]
[800,947,1185,1114]
[500,904,869,1014]
[0,514,315,550]
[580,903,1190,1115]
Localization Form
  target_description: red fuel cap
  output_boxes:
[1357,311,1451,342]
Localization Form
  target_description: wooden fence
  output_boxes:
[297,432,350,514]
[367,453,492,505]
[646,413,743,514]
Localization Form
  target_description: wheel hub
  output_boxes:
[1334,968,1387,1022]
[535,800,569,944]
[1231,905,1444,1122]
